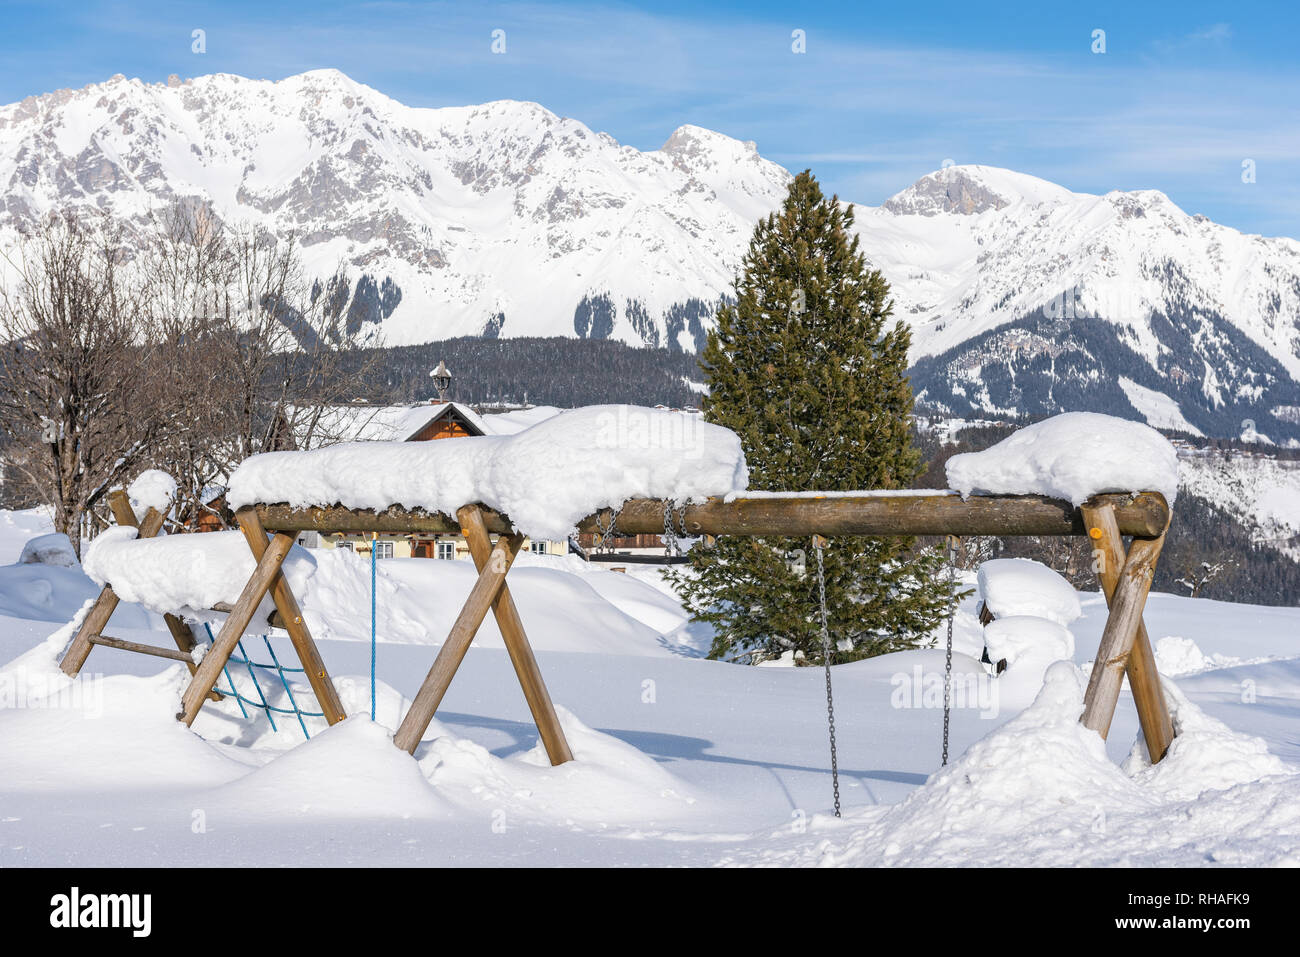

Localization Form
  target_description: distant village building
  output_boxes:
[313,363,567,562]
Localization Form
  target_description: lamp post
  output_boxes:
[430,360,452,402]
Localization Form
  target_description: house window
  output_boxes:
[530,540,550,555]
[436,541,455,561]
[335,541,354,552]
[374,541,395,560]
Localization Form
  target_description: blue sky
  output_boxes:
[2,0,1298,236]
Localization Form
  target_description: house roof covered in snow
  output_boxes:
[302,402,563,445]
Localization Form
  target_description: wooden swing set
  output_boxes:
[60,485,1177,768]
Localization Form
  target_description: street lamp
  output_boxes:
[429,360,452,402]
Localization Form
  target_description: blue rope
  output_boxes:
[262,635,312,739]
[199,623,324,737]
[371,541,377,721]
[207,686,326,718]
[236,636,277,733]
[204,623,248,720]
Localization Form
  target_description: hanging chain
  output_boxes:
[595,503,624,552]
[662,500,692,558]
[813,535,841,818]
[942,535,959,767]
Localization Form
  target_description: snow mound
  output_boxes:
[297,547,687,657]
[977,557,1081,626]
[739,662,1299,867]
[212,716,449,818]
[18,532,78,568]
[128,469,177,516]
[82,527,316,619]
[0,612,246,791]
[1124,678,1291,800]
[420,705,700,826]
[227,405,749,541]
[1153,636,1240,676]
[983,615,1074,669]
[945,412,1178,506]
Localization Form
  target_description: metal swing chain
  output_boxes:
[662,500,692,558]
[942,535,958,767]
[813,536,841,818]
[596,502,624,552]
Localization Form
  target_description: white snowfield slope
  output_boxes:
[1178,451,1300,561]
[228,405,749,540]
[3,70,1299,386]
[0,70,789,350]
[865,165,1300,380]
[946,411,1180,505]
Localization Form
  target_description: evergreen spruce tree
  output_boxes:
[670,170,951,664]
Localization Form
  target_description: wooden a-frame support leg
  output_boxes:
[1079,501,1171,752]
[177,511,347,727]
[1081,502,1174,761]
[177,530,296,725]
[393,527,525,754]
[236,508,346,727]
[61,492,169,678]
[459,505,573,766]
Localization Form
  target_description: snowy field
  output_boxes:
[1,505,1298,868]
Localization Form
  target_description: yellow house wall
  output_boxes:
[317,533,567,559]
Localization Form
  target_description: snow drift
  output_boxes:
[228,404,749,540]
[946,411,1179,505]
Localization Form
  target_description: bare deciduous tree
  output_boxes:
[0,212,180,553]
[0,202,387,545]
[139,202,384,530]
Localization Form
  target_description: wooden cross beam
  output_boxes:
[253,491,1170,540]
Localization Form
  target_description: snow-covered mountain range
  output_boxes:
[3,69,1300,441]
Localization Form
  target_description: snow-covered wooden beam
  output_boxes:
[252,490,1170,539]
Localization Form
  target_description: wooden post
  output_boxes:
[106,489,138,529]
[392,530,523,754]
[458,505,573,766]
[1080,525,1168,740]
[89,635,198,663]
[235,508,346,726]
[1081,503,1174,761]
[163,613,222,702]
[60,588,123,677]
[176,531,295,725]
[60,496,169,677]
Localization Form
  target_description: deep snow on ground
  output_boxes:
[0,508,1297,867]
